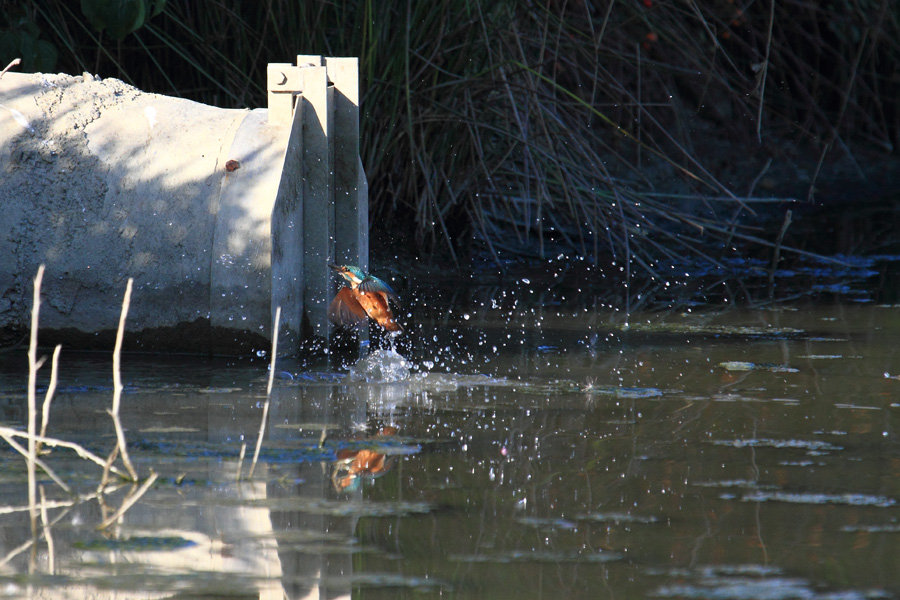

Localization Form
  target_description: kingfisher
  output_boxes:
[328,264,403,332]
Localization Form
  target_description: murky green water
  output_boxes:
[2,303,900,598]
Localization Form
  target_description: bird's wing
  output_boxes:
[359,276,399,304]
[328,287,368,326]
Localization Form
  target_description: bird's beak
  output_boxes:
[328,264,342,272]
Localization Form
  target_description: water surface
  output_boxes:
[1,304,899,598]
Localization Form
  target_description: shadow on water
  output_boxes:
[2,302,900,598]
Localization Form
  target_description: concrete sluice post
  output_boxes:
[0,56,366,356]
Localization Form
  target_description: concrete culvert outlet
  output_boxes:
[0,60,367,355]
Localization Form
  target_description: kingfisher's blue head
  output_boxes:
[329,264,365,286]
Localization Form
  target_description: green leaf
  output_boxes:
[18,29,35,64]
[34,39,58,72]
[0,31,18,65]
[148,0,167,18]
[80,0,147,40]
[0,28,57,73]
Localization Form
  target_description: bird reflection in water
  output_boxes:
[331,425,398,492]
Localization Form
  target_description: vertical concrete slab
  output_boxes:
[269,56,369,356]
[325,57,367,272]
[299,65,333,341]
[357,156,370,274]
[270,101,305,354]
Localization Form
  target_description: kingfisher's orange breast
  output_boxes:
[354,290,402,332]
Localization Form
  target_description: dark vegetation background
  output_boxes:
[3,0,899,305]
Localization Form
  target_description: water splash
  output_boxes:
[348,349,411,383]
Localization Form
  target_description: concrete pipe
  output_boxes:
[0,62,366,355]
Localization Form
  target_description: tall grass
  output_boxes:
[16,0,900,274]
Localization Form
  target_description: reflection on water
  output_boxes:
[332,426,400,491]
[1,304,900,598]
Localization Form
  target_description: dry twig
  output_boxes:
[0,427,126,478]
[36,345,62,456]
[27,266,43,542]
[109,279,138,481]
[0,432,71,494]
[98,470,159,530]
[0,57,20,79]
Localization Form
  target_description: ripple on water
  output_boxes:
[74,536,198,552]
[712,394,801,404]
[576,512,660,524]
[449,549,622,564]
[692,479,770,489]
[516,513,659,529]
[582,384,665,398]
[841,523,900,533]
[623,323,806,339]
[329,573,447,591]
[718,361,800,373]
[655,576,889,600]
[240,497,434,517]
[739,491,897,507]
[652,564,892,599]
[710,438,844,452]
[516,516,578,529]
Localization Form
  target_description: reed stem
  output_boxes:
[248,306,280,479]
